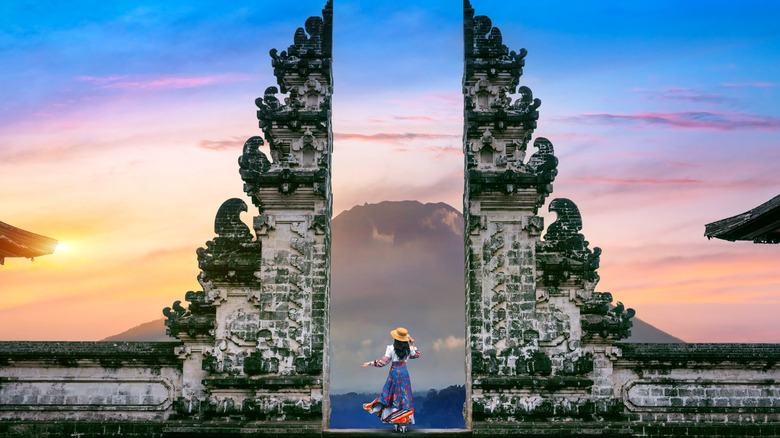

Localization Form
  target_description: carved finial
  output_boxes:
[544,198,582,243]
[238,136,271,187]
[512,86,542,116]
[214,198,251,239]
[527,137,558,182]
[581,295,636,340]
[537,198,602,286]
[269,1,332,67]
[197,199,261,285]
[163,294,217,340]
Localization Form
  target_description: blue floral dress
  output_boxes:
[362,344,421,424]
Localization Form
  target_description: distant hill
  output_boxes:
[622,314,684,343]
[104,201,683,391]
[106,313,683,344]
[330,385,466,429]
[103,318,175,342]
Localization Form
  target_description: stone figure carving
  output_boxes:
[537,198,603,286]
[163,293,216,339]
[580,292,636,340]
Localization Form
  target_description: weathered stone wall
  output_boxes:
[614,343,780,425]
[0,342,181,436]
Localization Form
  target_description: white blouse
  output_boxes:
[373,344,421,367]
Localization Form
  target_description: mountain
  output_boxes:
[621,315,684,343]
[104,201,683,391]
[105,314,684,344]
[103,319,175,342]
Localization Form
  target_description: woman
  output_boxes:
[361,327,421,433]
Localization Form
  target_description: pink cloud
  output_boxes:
[653,87,729,105]
[666,160,700,168]
[360,115,439,124]
[560,111,780,131]
[198,137,247,151]
[392,145,462,158]
[392,115,438,122]
[334,132,459,143]
[560,177,704,185]
[721,82,776,88]
[544,133,605,141]
[77,73,252,90]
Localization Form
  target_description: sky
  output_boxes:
[329,201,468,392]
[1,0,779,360]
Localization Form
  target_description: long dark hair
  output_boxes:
[394,339,411,360]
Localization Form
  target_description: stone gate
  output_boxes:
[1,1,779,436]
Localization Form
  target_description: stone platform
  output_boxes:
[323,430,471,437]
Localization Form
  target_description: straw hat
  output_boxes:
[391,327,410,342]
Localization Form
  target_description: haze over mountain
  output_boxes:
[105,201,682,392]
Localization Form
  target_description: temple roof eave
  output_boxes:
[704,194,780,244]
[0,221,58,264]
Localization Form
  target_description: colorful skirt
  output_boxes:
[362,362,415,424]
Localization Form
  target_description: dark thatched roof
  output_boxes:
[0,221,58,265]
[704,195,780,244]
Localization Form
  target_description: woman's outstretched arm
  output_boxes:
[361,346,393,367]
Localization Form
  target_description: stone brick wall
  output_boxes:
[614,343,780,425]
[0,342,181,423]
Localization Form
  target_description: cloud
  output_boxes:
[333,170,464,217]
[334,132,460,143]
[392,145,462,158]
[635,87,731,105]
[721,82,776,88]
[544,133,605,141]
[665,161,700,168]
[433,336,465,351]
[370,226,394,244]
[423,208,463,236]
[392,115,437,122]
[559,111,780,131]
[0,137,112,164]
[560,177,704,186]
[77,73,252,90]
[198,136,247,151]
